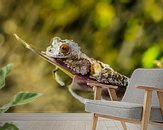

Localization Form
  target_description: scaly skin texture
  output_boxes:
[45,37,129,89]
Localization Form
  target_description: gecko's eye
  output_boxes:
[60,44,70,55]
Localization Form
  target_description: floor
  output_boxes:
[0,113,141,130]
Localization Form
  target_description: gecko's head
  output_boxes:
[44,37,91,76]
[45,37,81,59]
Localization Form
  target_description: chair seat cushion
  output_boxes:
[85,100,163,122]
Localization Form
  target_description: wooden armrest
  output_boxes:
[137,86,163,92]
[138,86,163,116]
[87,82,118,101]
[87,82,118,89]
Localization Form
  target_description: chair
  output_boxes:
[85,68,163,130]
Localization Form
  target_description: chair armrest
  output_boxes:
[87,82,118,101]
[137,86,163,121]
[87,82,118,89]
[137,86,163,92]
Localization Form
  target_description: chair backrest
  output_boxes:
[122,68,163,107]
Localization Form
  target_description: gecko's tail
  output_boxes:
[68,88,89,104]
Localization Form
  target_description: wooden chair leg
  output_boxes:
[121,121,127,130]
[141,90,152,130]
[108,88,118,101]
[92,87,101,130]
[93,86,102,100]
[157,91,163,114]
[92,113,98,130]
[108,88,128,129]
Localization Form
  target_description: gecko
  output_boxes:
[44,37,129,98]
[14,34,129,99]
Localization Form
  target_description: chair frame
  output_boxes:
[88,83,163,130]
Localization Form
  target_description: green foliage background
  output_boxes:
[0,0,163,112]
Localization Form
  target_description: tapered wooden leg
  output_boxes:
[141,90,152,130]
[108,88,118,101]
[92,113,98,130]
[121,121,127,130]
[92,86,101,130]
[93,86,102,100]
[157,91,163,114]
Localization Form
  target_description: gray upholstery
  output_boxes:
[85,100,163,122]
[85,69,163,122]
[122,69,163,106]
[86,100,143,120]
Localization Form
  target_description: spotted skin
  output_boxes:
[45,37,129,90]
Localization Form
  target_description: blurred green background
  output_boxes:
[0,0,163,112]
